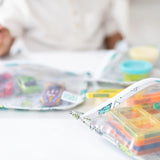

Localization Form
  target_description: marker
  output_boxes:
[86,89,123,98]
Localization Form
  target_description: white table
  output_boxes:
[0,51,133,160]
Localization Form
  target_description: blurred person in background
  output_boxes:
[0,0,123,56]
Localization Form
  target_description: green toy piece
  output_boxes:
[16,75,41,94]
[22,100,32,107]
[153,102,160,111]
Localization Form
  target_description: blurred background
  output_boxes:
[128,0,160,45]
[111,0,160,46]
[0,0,159,46]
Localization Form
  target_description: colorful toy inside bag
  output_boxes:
[0,62,87,110]
[99,46,160,85]
[74,78,160,160]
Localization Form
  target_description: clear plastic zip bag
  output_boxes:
[98,46,160,86]
[0,61,87,111]
[72,78,160,160]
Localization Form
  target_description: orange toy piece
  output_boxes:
[127,92,160,105]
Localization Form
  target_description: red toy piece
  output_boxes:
[0,73,13,97]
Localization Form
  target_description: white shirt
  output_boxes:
[0,0,121,51]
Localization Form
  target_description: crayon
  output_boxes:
[86,89,123,98]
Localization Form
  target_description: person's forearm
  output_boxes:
[0,26,14,57]
[104,32,123,49]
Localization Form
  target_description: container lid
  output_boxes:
[120,60,152,74]
[129,46,159,57]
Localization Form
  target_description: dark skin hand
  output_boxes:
[105,32,123,49]
[0,25,14,57]
[0,24,122,55]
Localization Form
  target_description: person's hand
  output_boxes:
[104,32,123,49]
[0,25,14,57]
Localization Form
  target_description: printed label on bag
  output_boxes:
[98,103,112,115]
[61,91,81,103]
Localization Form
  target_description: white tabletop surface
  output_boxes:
[0,51,133,160]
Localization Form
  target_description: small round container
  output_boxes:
[129,46,159,64]
[120,60,152,81]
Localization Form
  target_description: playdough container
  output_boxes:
[120,60,152,81]
[129,46,159,64]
